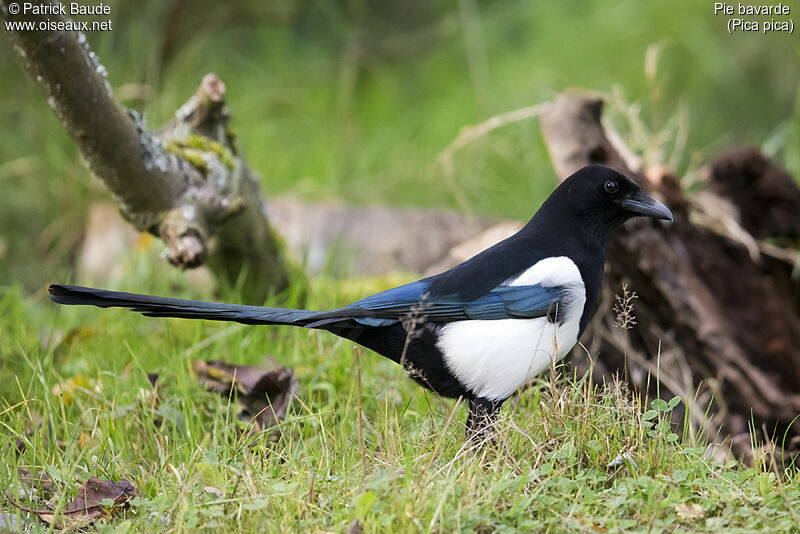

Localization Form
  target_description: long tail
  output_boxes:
[48,284,320,326]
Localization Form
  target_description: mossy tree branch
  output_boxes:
[1,0,293,301]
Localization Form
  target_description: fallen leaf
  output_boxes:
[676,502,705,520]
[52,375,96,406]
[14,413,51,454]
[18,467,56,495]
[347,519,363,534]
[6,475,136,530]
[147,373,159,388]
[136,373,161,408]
[194,356,298,430]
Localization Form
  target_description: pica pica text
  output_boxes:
[49,165,673,439]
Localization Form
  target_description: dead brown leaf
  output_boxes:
[194,356,298,430]
[18,467,56,495]
[136,372,161,409]
[52,374,98,406]
[6,475,136,530]
[675,502,705,520]
[347,518,363,534]
[13,413,52,456]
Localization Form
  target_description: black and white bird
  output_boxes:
[50,165,672,438]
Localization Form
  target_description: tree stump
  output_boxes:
[541,94,800,465]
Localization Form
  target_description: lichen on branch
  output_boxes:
[1,1,295,301]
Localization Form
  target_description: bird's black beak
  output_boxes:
[621,190,673,222]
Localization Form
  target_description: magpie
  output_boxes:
[49,165,672,438]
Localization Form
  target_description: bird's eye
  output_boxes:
[604,180,619,194]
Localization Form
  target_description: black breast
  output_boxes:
[325,323,472,399]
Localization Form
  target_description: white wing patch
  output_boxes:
[436,257,586,401]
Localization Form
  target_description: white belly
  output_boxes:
[435,256,586,401]
[437,316,580,400]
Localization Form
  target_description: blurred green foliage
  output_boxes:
[2,6,800,529]
[1,0,798,290]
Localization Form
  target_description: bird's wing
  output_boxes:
[307,280,566,327]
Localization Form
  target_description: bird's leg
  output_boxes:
[466,397,502,445]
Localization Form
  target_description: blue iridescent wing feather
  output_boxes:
[309,280,564,326]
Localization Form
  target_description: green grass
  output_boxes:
[2,254,800,532]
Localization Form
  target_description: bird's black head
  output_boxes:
[560,165,673,232]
